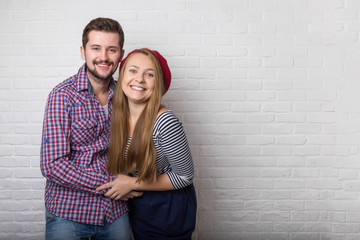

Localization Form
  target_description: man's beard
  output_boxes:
[86,61,115,81]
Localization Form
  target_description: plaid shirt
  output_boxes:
[40,64,127,226]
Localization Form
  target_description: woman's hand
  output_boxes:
[120,191,143,201]
[96,174,140,201]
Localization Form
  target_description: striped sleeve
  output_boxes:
[155,111,194,189]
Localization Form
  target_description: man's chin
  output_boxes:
[89,71,114,82]
[97,74,112,81]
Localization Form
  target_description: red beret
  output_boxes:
[119,48,171,95]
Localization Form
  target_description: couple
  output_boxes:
[40,17,196,240]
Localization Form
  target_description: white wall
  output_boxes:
[1,0,360,239]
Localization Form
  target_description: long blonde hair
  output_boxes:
[108,48,165,183]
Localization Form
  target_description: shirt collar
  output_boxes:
[75,64,116,93]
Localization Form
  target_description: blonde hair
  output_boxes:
[108,48,165,183]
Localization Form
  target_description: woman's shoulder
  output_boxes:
[156,107,169,118]
[154,109,182,133]
[156,108,178,122]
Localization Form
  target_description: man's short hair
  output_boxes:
[82,17,124,50]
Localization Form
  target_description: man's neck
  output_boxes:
[88,76,111,106]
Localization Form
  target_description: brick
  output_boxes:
[291,211,320,221]
[264,79,293,90]
[246,179,273,189]
[244,200,274,210]
[263,102,292,112]
[262,146,291,156]
[249,0,277,11]
[259,211,290,221]
[232,80,262,90]
[261,168,291,178]
[235,35,262,45]
[264,58,294,68]
[250,23,277,34]
[199,210,257,222]
[277,114,306,123]
[260,190,291,200]
[199,167,259,178]
[333,223,360,233]
[201,80,231,90]
[246,135,275,145]
[292,146,321,156]
[292,190,320,200]
[273,222,304,232]
[234,58,262,68]
[274,179,305,189]
[14,168,42,178]
[248,91,276,101]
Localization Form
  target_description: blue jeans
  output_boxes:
[45,212,131,240]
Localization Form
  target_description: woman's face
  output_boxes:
[122,53,156,105]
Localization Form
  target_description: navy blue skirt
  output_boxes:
[129,184,197,240]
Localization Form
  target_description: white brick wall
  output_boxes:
[1,0,360,239]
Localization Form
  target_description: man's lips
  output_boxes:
[95,61,113,70]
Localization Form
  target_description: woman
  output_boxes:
[97,48,197,240]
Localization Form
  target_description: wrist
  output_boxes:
[118,174,138,190]
[133,177,141,191]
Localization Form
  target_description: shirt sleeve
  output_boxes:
[40,90,112,194]
[158,112,194,189]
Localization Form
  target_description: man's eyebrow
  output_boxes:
[89,44,119,49]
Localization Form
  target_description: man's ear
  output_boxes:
[80,46,86,60]
[120,49,125,62]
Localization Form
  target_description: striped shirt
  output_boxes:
[131,110,194,189]
[40,64,127,226]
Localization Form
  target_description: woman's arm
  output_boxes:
[155,111,194,189]
[96,173,174,200]
[97,111,194,199]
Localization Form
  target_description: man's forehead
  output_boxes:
[87,30,120,46]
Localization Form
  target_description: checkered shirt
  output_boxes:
[40,64,127,225]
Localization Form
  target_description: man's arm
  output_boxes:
[40,91,112,194]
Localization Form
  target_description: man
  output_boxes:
[40,17,138,240]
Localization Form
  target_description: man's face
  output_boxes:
[81,30,124,82]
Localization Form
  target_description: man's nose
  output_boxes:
[99,50,109,60]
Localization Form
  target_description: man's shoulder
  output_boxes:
[52,75,77,93]
[51,65,86,95]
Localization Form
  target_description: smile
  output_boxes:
[94,61,113,69]
[131,85,146,91]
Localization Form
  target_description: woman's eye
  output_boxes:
[129,69,136,73]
